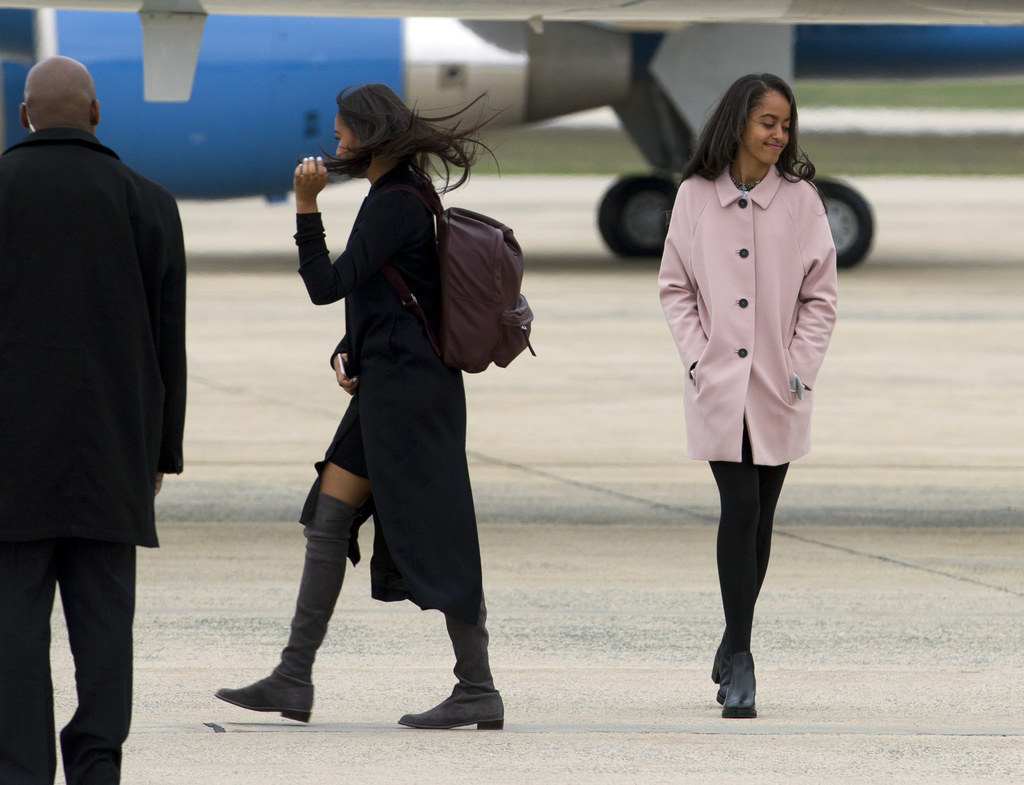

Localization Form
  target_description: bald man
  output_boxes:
[0,57,186,785]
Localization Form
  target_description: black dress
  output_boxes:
[294,164,483,624]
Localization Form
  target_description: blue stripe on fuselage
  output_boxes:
[796,25,1024,78]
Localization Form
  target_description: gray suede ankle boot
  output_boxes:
[214,669,314,722]
[398,596,504,730]
[215,493,355,722]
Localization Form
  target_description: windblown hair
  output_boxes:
[681,73,816,184]
[323,83,497,193]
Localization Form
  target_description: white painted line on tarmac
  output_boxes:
[541,106,1024,134]
[149,720,1024,736]
[802,106,1024,134]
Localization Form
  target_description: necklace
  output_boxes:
[730,172,762,195]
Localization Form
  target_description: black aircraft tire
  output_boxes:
[598,175,677,257]
[816,179,874,268]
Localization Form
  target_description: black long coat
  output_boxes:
[0,129,187,547]
[295,164,483,624]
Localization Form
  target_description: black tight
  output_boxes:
[709,426,788,655]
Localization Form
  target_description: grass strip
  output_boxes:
[793,77,1024,109]
[477,127,1024,177]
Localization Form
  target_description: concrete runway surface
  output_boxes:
[46,175,1023,784]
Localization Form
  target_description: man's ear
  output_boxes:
[19,103,30,130]
[89,99,100,129]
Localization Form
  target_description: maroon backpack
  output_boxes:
[382,184,535,373]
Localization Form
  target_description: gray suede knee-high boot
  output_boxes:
[215,493,354,722]
[398,596,504,730]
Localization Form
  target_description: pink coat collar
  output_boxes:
[714,166,783,209]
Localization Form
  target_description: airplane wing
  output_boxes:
[1,1,1024,24]
[3,1,1022,102]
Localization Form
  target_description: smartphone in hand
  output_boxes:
[335,353,347,378]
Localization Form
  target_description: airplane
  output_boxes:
[4,5,1024,268]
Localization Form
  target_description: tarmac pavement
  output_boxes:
[48,175,1023,784]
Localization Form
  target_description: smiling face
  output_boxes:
[734,89,791,181]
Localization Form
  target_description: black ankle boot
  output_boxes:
[399,596,504,730]
[722,651,756,718]
[216,493,354,723]
[215,669,313,722]
[712,636,731,706]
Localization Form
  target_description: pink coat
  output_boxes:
[659,168,838,465]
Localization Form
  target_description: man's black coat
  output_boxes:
[0,128,186,547]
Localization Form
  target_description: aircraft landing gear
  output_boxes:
[815,178,874,268]
[597,175,677,257]
[597,173,875,269]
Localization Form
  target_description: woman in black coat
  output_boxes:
[216,84,502,730]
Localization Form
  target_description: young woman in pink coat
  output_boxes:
[659,73,838,718]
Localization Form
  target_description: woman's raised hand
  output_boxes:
[294,156,328,213]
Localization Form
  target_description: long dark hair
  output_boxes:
[323,83,497,193]
[681,73,815,184]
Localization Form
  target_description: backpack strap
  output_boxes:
[380,183,444,358]
[384,182,443,216]
[379,263,442,358]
